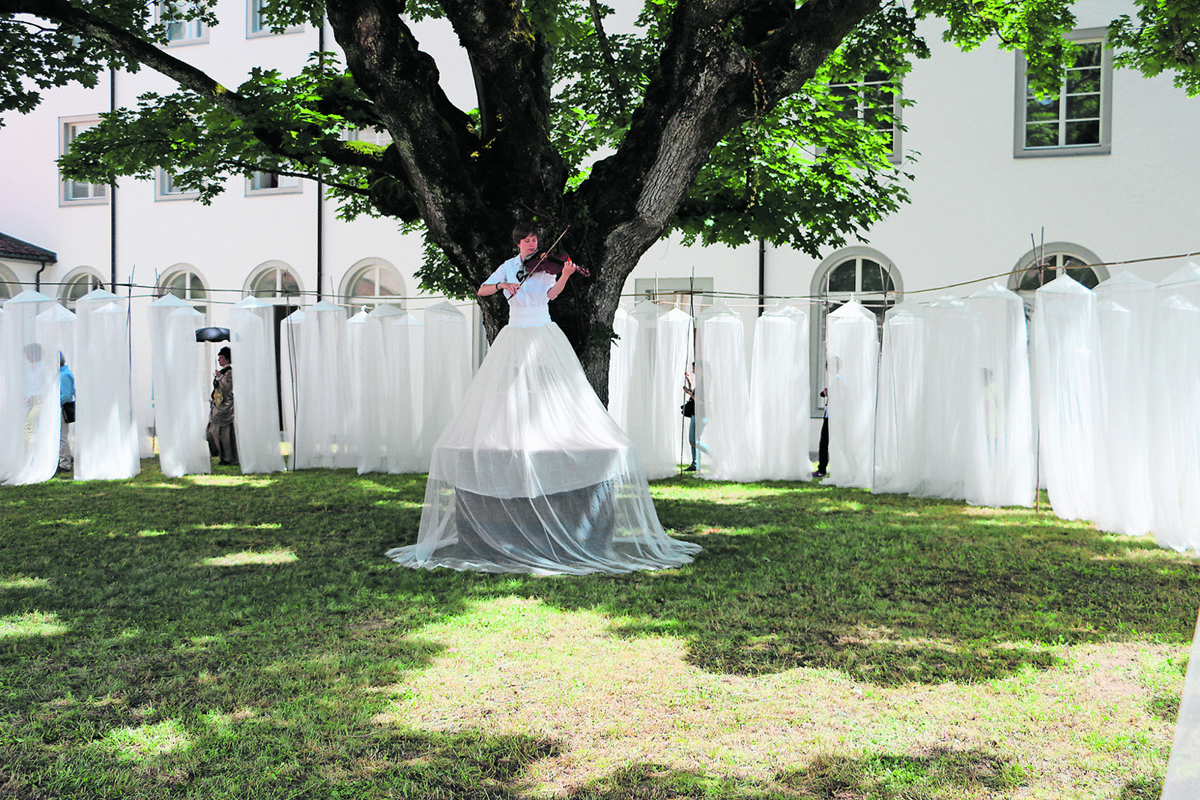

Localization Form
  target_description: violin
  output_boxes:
[522,251,590,278]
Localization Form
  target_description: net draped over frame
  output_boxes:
[696,302,760,481]
[749,303,810,482]
[0,290,67,485]
[826,300,879,489]
[226,297,286,475]
[148,295,210,478]
[73,291,141,481]
[387,283,700,576]
[352,304,423,475]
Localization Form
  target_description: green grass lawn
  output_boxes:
[1,461,1197,799]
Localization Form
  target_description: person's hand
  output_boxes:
[561,260,578,277]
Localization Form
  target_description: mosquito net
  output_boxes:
[873,301,928,495]
[696,302,759,481]
[749,303,810,481]
[826,300,879,489]
[418,301,472,467]
[1032,275,1101,521]
[227,297,285,474]
[354,304,422,474]
[964,283,1035,508]
[1163,604,1200,798]
[287,300,357,470]
[148,295,210,477]
[1091,272,1156,534]
[1,290,65,485]
[607,306,636,434]
[623,300,691,478]
[73,291,140,481]
[1150,264,1200,551]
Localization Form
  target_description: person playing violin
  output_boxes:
[477,227,578,307]
[385,222,702,576]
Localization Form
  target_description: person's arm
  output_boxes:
[478,281,514,297]
[547,261,578,301]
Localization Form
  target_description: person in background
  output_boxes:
[813,387,829,479]
[682,362,697,471]
[206,346,238,466]
[58,353,75,474]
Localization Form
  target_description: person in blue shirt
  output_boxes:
[58,353,75,474]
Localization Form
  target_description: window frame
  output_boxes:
[158,1,208,46]
[1008,243,1108,314]
[828,70,904,165]
[632,276,715,316]
[810,247,902,416]
[59,116,109,206]
[155,168,200,201]
[158,265,210,322]
[245,261,304,301]
[1014,28,1113,158]
[246,171,303,196]
[341,260,406,313]
[247,0,305,38]
[58,267,106,310]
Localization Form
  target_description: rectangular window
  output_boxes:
[248,0,304,37]
[1016,30,1111,157]
[156,168,198,200]
[247,171,302,194]
[159,1,206,45]
[60,118,108,205]
[830,70,903,164]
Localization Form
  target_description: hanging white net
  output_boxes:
[227,297,285,474]
[621,301,691,478]
[964,282,1036,508]
[353,304,423,474]
[749,303,810,481]
[873,301,928,495]
[1150,263,1200,551]
[911,295,985,501]
[826,300,879,489]
[607,306,636,432]
[148,295,210,477]
[286,300,357,470]
[1163,604,1200,798]
[418,301,472,468]
[696,301,759,481]
[1032,275,1099,521]
[1092,272,1156,534]
[73,290,140,481]
[1,290,66,485]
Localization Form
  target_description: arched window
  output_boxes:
[810,248,902,415]
[159,265,208,319]
[1009,243,1107,313]
[342,260,404,312]
[59,268,105,310]
[247,262,302,300]
[0,263,17,304]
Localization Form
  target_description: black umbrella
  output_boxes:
[195,327,230,342]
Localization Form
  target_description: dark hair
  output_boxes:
[218,346,232,362]
[511,226,539,247]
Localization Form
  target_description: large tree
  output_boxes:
[1,0,1196,398]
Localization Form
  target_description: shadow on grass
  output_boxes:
[0,463,1197,797]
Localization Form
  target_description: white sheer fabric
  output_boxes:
[354,304,422,474]
[607,306,636,433]
[418,301,472,468]
[1162,604,1200,799]
[912,295,984,501]
[148,295,210,477]
[1091,272,1155,534]
[1,290,65,485]
[697,302,759,481]
[73,290,140,481]
[387,286,700,575]
[1149,264,1200,551]
[226,297,285,474]
[286,300,356,469]
[873,302,928,495]
[749,303,810,481]
[826,300,879,489]
[964,283,1035,508]
[622,301,691,478]
[1032,275,1098,521]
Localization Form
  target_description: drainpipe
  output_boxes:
[315,20,325,301]
[109,67,118,293]
[757,237,766,316]
[35,260,48,291]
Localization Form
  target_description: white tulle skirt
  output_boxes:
[386,321,701,575]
